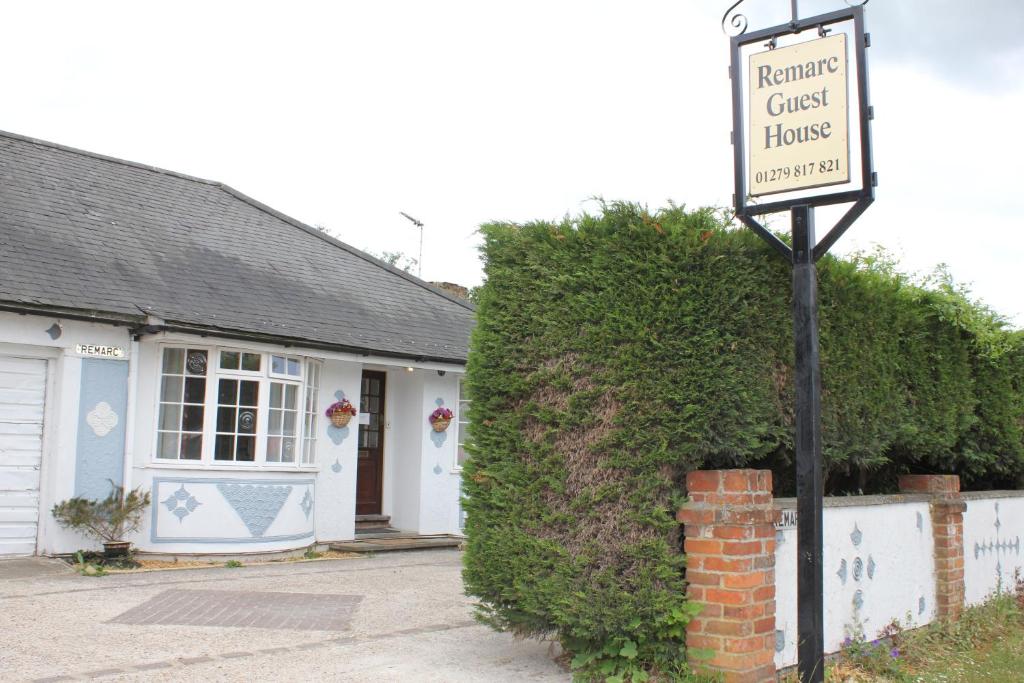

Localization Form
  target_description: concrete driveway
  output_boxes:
[0,550,569,682]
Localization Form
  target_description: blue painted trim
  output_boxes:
[74,358,129,498]
[150,476,315,544]
[149,531,315,544]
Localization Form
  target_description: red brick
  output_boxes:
[721,508,776,525]
[677,508,715,525]
[704,619,753,636]
[685,538,723,554]
[708,651,770,670]
[898,474,960,494]
[687,470,722,493]
[722,541,762,556]
[714,525,754,540]
[699,603,724,618]
[716,493,755,505]
[725,636,769,654]
[686,571,722,587]
[723,603,765,620]
[703,556,753,572]
[687,634,723,650]
[724,470,756,492]
[705,588,750,605]
[683,469,776,682]
[723,572,767,589]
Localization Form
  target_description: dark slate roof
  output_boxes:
[0,131,473,363]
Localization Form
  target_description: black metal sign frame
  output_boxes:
[722,2,875,682]
[730,5,875,262]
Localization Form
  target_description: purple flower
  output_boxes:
[842,637,853,647]
[890,647,900,659]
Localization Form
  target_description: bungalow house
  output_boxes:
[0,130,474,557]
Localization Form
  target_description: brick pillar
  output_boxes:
[898,474,966,621]
[677,469,777,683]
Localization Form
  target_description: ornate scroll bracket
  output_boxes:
[722,0,869,37]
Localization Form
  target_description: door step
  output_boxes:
[329,535,463,554]
[355,514,391,532]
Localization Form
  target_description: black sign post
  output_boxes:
[724,2,875,681]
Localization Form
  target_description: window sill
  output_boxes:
[145,461,320,474]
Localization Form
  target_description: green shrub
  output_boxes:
[51,482,151,544]
[462,202,1023,681]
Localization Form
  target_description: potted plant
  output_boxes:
[325,398,357,428]
[429,407,453,432]
[51,482,151,558]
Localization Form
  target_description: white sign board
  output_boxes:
[748,33,850,197]
[75,344,126,358]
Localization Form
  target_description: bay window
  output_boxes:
[155,346,319,467]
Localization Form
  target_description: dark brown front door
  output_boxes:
[355,370,386,515]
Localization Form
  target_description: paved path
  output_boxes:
[0,550,569,682]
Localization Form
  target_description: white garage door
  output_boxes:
[0,356,47,556]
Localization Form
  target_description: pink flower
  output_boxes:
[325,399,357,417]
[429,407,453,422]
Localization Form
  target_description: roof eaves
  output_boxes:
[0,301,145,327]
[156,319,468,365]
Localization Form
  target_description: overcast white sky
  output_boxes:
[3,1,1022,326]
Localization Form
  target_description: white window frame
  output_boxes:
[268,354,304,381]
[152,344,318,470]
[453,378,470,472]
[301,359,322,466]
[216,348,265,376]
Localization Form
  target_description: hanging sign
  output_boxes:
[748,33,850,197]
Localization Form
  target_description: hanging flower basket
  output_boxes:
[429,407,453,432]
[325,399,357,428]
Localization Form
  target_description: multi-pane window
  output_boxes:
[157,348,208,460]
[302,361,321,465]
[214,377,259,461]
[270,354,301,378]
[456,380,470,469]
[267,382,299,463]
[155,346,318,467]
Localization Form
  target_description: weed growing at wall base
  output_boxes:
[824,590,1024,682]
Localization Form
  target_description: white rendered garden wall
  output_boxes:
[773,495,936,670]
[963,492,1024,606]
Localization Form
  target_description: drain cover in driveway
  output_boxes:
[110,589,362,631]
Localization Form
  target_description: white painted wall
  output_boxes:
[0,311,132,555]
[774,498,936,669]
[417,372,462,535]
[384,368,424,532]
[313,359,361,542]
[964,493,1024,606]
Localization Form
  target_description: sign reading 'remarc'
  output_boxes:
[748,33,850,197]
[75,344,125,358]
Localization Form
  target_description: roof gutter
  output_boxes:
[0,302,144,327]
[139,321,469,366]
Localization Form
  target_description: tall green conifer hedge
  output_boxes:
[461,202,1024,680]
